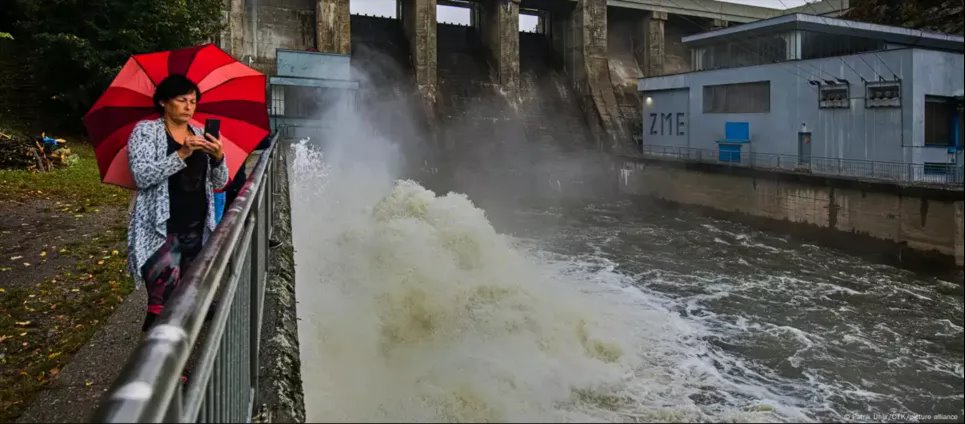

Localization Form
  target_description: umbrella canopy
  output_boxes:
[83,43,269,189]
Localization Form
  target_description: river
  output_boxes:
[289,140,964,423]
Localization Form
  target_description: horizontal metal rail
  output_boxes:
[631,144,964,188]
[91,134,280,423]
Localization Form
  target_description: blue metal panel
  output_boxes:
[723,121,750,142]
[953,108,961,151]
[269,76,359,89]
[270,49,360,137]
[719,144,742,162]
[275,49,352,80]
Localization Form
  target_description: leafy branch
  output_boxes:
[1,0,226,129]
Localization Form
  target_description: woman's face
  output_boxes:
[160,91,197,125]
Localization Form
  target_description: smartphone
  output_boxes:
[204,118,221,140]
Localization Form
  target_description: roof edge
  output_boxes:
[682,13,965,52]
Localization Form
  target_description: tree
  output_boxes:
[1,0,225,130]
[846,0,964,35]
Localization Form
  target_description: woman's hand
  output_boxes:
[201,133,224,162]
[177,135,208,160]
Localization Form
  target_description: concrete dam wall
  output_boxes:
[345,16,617,209]
[349,15,432,169]
[617,158,965,270]
[430,23,616,207]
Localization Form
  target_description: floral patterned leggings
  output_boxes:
[140,231,203,332]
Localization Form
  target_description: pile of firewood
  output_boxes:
[0,131,77,172]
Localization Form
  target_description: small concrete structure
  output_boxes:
[639,13,965,181]
[269,49,359,140]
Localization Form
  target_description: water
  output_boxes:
[290,141,964,423]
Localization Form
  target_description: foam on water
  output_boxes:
[289,141,796,423]
[510,201,964,422]
[290,138,963,423]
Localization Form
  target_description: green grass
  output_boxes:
[0,132,133,421]
[0,139,129,208]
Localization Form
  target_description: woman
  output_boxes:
[126,74,228,331]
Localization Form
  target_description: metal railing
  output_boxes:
[631,145,964,188]
[91,134,280,422]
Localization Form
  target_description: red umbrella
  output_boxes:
[83,43,269,189]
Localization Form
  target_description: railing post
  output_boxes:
[165,376,183,423]
[249,203,262,406]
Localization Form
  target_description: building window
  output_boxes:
[436,4,470,26]
[520,13,538,33]
[703,81,770,113]
[819,83,850,109]
[865,80,901,108]
[925,96,954,147]
[923,162,954,175]
[801,33,885,60]
[270,85,285,116]
[350,0,397,18]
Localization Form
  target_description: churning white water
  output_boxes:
[288,139,813,423]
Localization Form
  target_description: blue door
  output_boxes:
[719,144,741,163]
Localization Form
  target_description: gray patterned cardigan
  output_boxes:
[126,118,229,288]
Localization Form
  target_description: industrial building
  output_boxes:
[638,13,964,184]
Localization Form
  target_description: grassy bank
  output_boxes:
[0,136,128,207]
[0,134,132,421]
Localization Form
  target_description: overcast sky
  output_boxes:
[348,0,814,30]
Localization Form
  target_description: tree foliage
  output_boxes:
[846,0,964,35]
[0,0,225,130]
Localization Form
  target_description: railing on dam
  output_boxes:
[634,145,965,189]
[90,135,280,423]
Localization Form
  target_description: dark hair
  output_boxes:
[153,74,201,113]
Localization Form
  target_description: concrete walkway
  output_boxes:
[16,288,146,423]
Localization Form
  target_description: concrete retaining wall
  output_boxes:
[617,158,965,269]
[224,0,316,75]
[254,144,306,423]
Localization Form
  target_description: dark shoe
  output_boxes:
[141,312,159,332]
[268,239,282,249]
[205,300,218,323]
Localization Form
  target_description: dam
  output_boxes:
[91,0,964,422]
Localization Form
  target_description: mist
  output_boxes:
[286,21,695,422]
[287,46,626,422]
